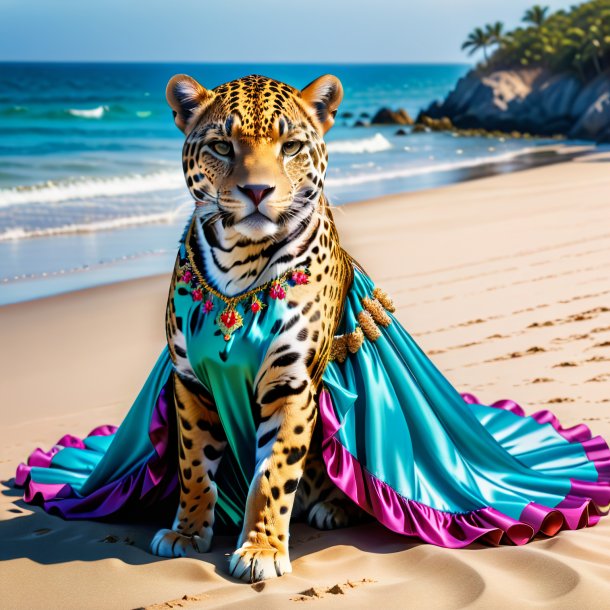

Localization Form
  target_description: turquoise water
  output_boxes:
[0,62,569,304]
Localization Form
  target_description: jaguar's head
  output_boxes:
[167,73,342,241]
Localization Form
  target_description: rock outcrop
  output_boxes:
[370,107,414,125]
[419,68,610,143]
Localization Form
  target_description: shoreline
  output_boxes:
[1,155,610,608]
[0,142,597,307]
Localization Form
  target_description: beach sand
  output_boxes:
[1,154,609,609]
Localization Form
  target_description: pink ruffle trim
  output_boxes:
[14,425,117,488]
[320,391,610,548]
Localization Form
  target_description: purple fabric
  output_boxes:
[320,390,610,548]
[17,383,178,519]
[15,426,118,486]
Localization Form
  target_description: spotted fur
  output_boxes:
[153,73,365,581]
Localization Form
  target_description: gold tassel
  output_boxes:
[330,327,365,362]
[357,310,382,341]
[346,326,364,353]
[361,297,391,327]
[330,335,348,363]
[373,287,395,313]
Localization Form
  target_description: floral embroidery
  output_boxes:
[217,308,244,340]
[291,270,310,285]
[269,280,287,300]
[178,249,311,341]
[250,295,265,313]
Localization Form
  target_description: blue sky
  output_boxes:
[0,0,575,63]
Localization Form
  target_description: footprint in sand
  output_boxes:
[551,334,590,344]
[100,534,135,545]
[291,579,376,602]
[459,318,486,327]
[586,355,610,363]
[143,593,210,609]
[587,374,610,383]
[526,307,609,330]
[566,307,609,323]
[490,346,546,362]
[33,528,51,536]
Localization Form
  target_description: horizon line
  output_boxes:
[0,59,473,66]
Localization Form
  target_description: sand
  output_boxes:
[1,154,609,609]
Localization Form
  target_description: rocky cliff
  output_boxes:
[420,68,610,143]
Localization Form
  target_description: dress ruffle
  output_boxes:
[16,383,177,519]
[320,390,610,548]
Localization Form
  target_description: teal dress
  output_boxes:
[15,246,610,547]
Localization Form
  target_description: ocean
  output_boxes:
[0,62,577,304]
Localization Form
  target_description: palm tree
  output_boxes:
[522,5,550,27]
[461,27,493,62]
[486,21,505,46]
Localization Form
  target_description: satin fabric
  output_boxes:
[16,264,610,546]
[322,268,601,518]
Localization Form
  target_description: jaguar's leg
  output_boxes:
[228,380,317,582]
[296,428,368,530]
[151,372,227,557]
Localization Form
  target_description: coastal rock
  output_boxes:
[371,107,414,125]
[420,67,610,141]
[570,91,610,142]
[354,119,369,127]
[568,73,610,141]
[417,115,454,131]
[571,72,610,118]
[501,72,581,134]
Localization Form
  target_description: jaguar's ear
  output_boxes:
[300,74,343,134]
[166,74,214,134]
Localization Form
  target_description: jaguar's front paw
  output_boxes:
[150,527,212,557]
[228,544,292,582]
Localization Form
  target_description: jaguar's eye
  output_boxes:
[209,141,233,157]
[282,141,303,157]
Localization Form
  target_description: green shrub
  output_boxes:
[463,1,610,81]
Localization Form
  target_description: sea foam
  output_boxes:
[327,133,392,154]
[67,105,108,119]
[0,205,191,242]
[326,147,541,187]
[0,171,184,207]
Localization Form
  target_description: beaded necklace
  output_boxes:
[180,235,310,341]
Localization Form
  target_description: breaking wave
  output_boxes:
[67,105,109,119]
[0,171,184,207]
[327,133,392,154]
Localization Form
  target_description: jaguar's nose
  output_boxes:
[237,184,275,207]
